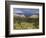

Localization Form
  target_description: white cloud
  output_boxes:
[24,10,30,11]
[15,10,23,13]
[35,11,39,13]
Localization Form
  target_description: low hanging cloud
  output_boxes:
[13,9,24,14]
[16,10,23,13]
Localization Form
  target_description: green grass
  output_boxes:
[13,16,39,30]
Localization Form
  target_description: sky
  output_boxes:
[13,8,39,16]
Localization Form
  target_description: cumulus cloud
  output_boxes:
[14,9,24,13]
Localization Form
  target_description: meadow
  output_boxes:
[13,16,39,30]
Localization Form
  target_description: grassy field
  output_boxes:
[13,16,39,30]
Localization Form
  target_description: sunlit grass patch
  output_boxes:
[13,16,39,30]
[14,22,39,29]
